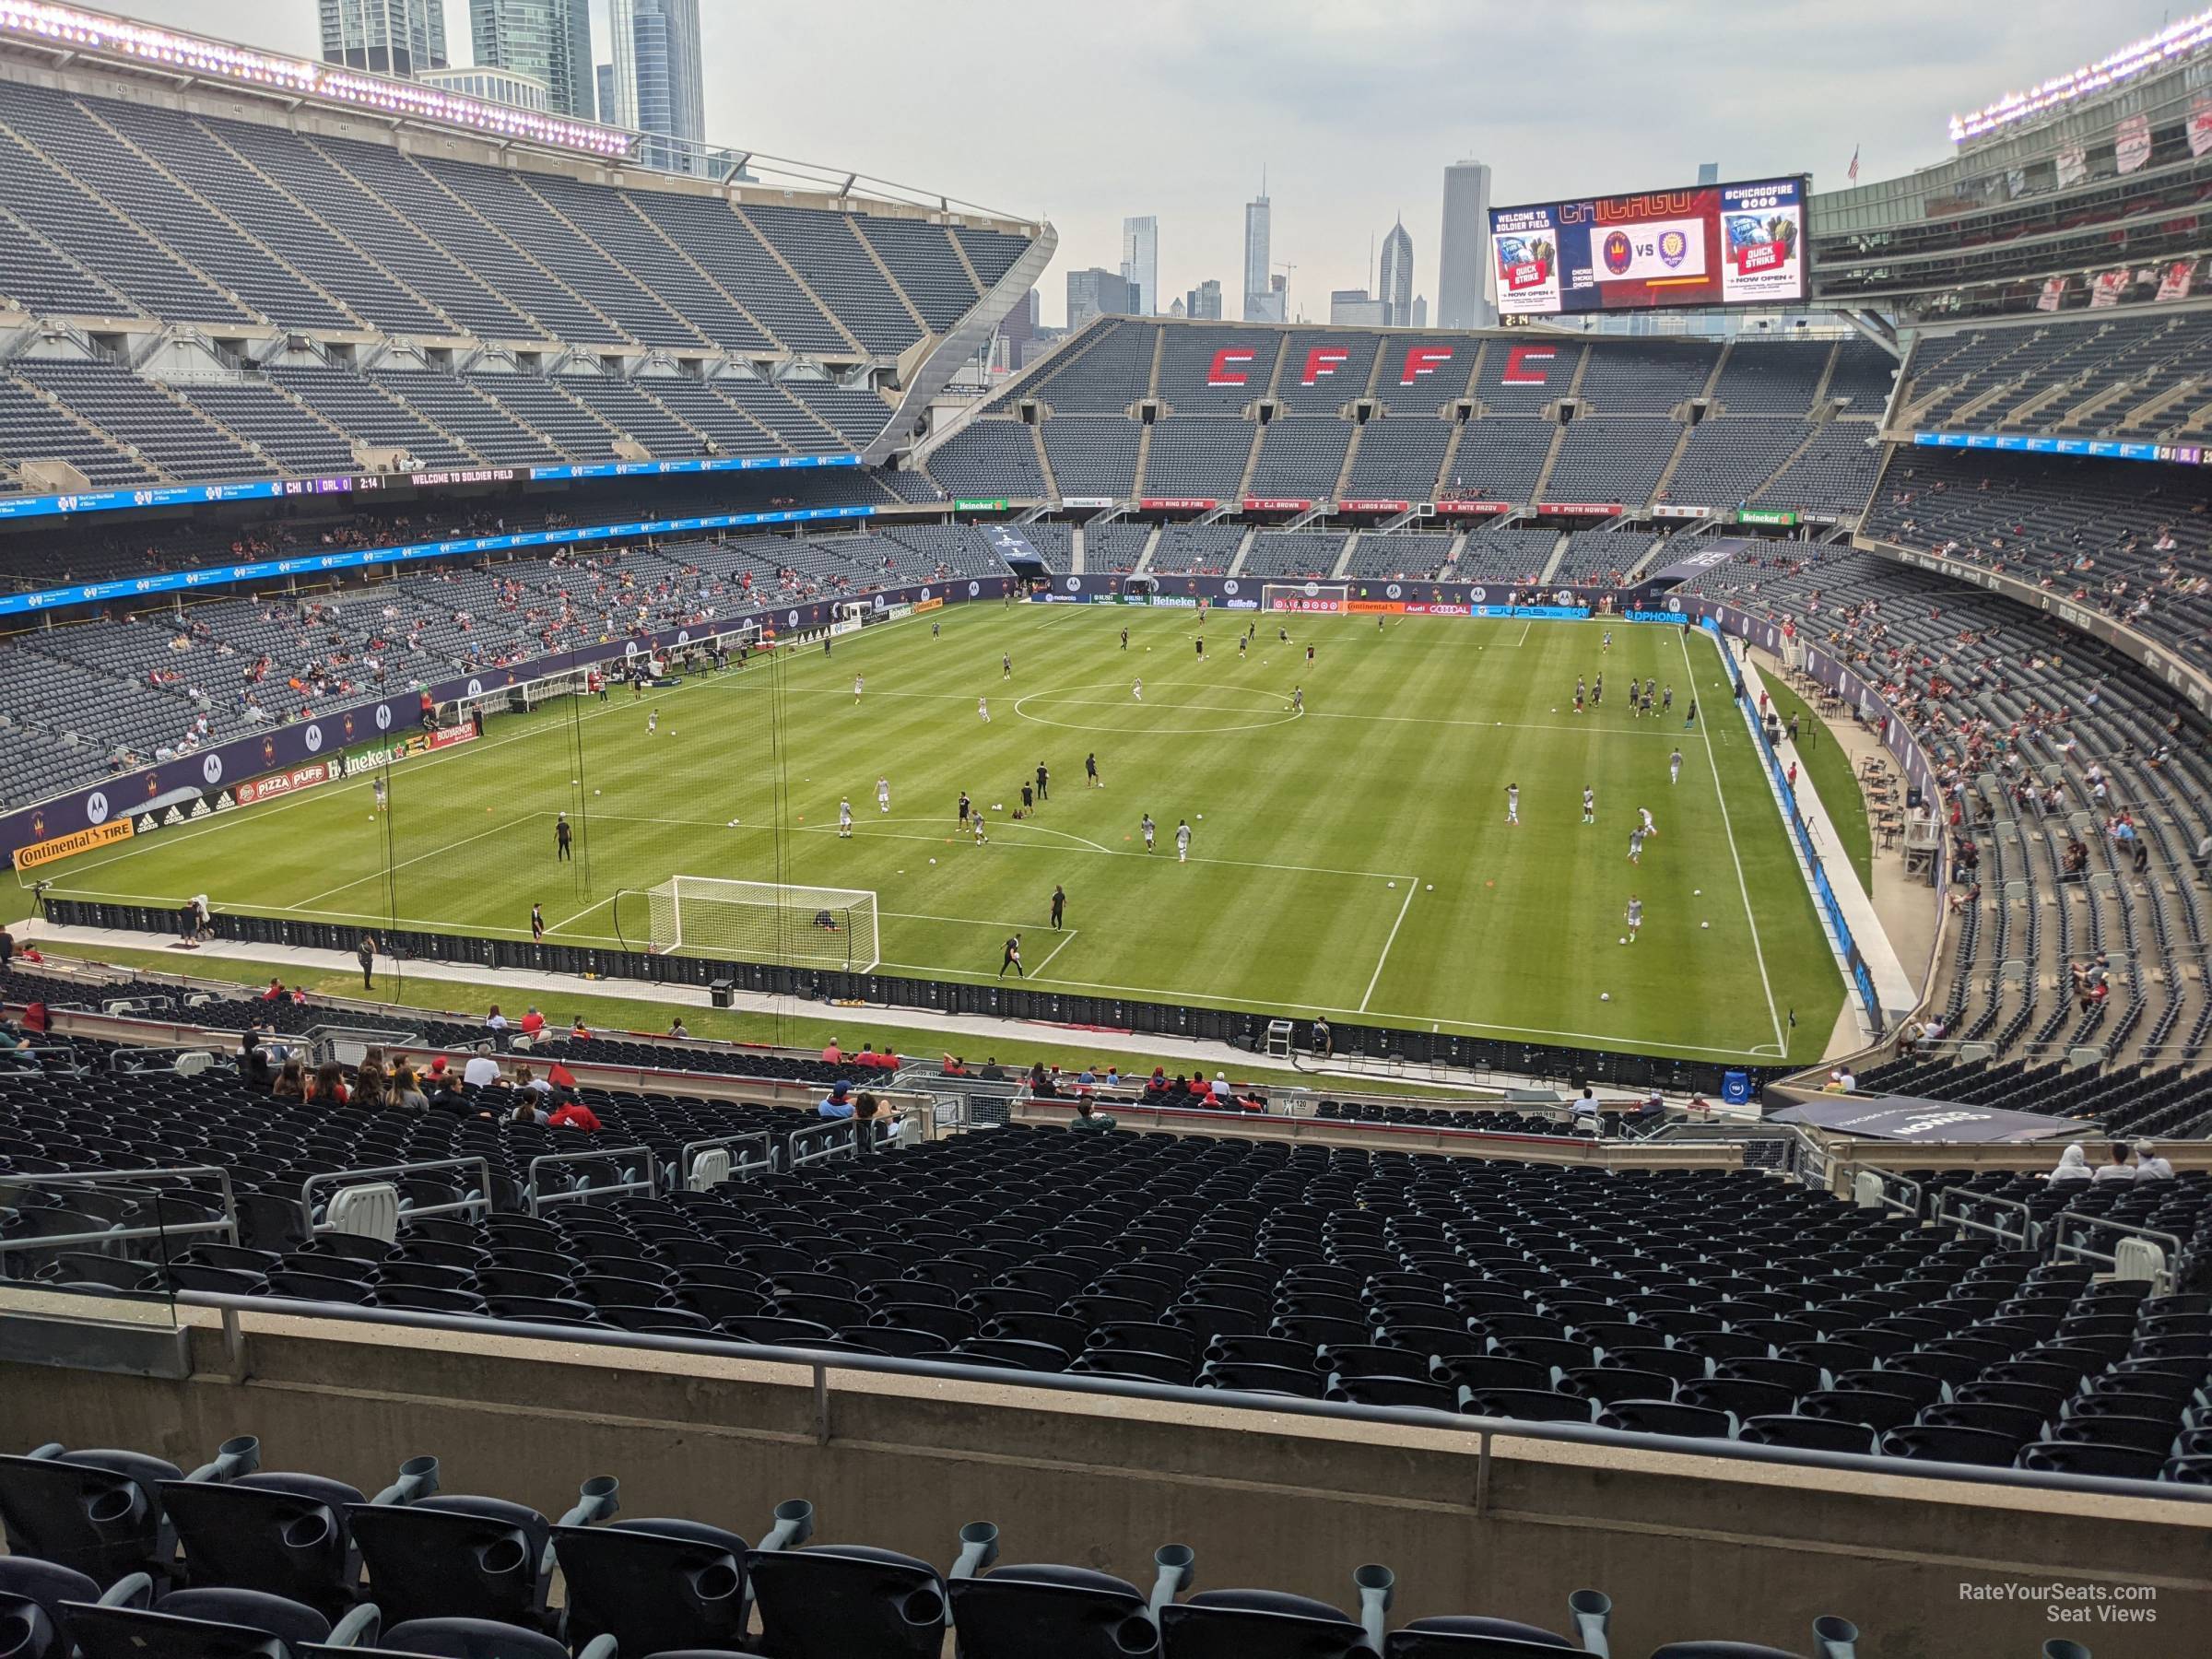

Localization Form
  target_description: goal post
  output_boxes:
[646,876,879,972]
[1262,582,1352,614]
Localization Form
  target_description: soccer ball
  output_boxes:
[1701,921,1710,929]
[1618,936,1628,946]
[1693,888,1701,896]
[1388,881,1395,889]
[1600,992,1612,1002]
[1424,883,1433,891]
[594,788,602,796]
[929,857,937,865]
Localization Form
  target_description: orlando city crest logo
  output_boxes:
[1602,230,1633,275]
[1658,229,1688,268]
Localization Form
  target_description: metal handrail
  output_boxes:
[168,1288,2212,1509]
[525,1147,660,1217]
[676,1133,773,1190]
[1934,1186,2041,1248]
[299,1158,495,1236]
[0,1164,238,1264]
[786,1120,857,1171]
[1859,1165,1925,1218]
[2051,1210,2184,1285]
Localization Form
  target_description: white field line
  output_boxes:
[296,812,547,908]
[1359,881,1418,1013]
[1028,927,1080,977]
[1679,627,1787,1055]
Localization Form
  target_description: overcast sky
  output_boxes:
[127,1,2183,325]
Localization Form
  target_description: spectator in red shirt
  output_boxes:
[822,1037,842,1065]
[519,1007,547,1040]
[261,977,285,1002]
[548,1100,602,1132]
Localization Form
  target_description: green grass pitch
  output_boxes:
[34,601,1844,1065]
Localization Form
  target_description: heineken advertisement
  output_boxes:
[954,498,1010,512]
[1736,508,1799,527]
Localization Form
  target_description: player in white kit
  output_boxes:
[1625,896,1643,941]
[978,697,990,723]
[1582,786,1595,825]
[877,776,890,812]
[853,675,864,703]
[1175,819,1193,863]
[1132,678,1143,702]
[1640,806,1658,838]
[1669,747,1683,785]
[839,798,853,838]
[1505,783,1519,825]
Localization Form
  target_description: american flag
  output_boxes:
[1847,146,1860,183]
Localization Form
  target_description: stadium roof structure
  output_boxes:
[0,0,1037,222]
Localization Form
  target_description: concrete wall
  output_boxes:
[4,1306,2204,1658]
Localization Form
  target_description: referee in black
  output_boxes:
[1050,885,1065,930]
[555,814,573,862]
[1035,761,1050,802]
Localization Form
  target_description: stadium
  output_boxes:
[0,2,2209,1655]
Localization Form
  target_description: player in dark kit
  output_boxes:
[555,815,572,862]
[1121,627,1130,650]
[1194,635,1205,659]
[958,790,971,825]
[530,903,545,942]
[1000,935,1025,977]
[1035,761,1049,801]
[1050,885,1065,929]
[1085,751,1100,787]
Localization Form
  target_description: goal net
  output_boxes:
[646,877,880,971]
[1262,582,1351,615]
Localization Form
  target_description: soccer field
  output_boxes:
[35,601,1844,1065]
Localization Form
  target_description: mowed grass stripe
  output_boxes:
[30,604,1842,1063]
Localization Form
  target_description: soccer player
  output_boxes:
[1582,786,1596,826]
[958,789,971,826]
[978,696,991,723]
[1003,652,1012,680]
[1278,627,1289,643]
[1238,634,1248,659]
[1132,677,1143,702]
[1625,895,1643,943]
[1021,782,1034,812]
[556,814,572,862]
[1377,615,1385,632]
[877,775,890,812]
[839,797,853,838]
[1576,675,1585,703]
[1644,677,1656,703]
[1291,686,1303,712]
[1573,688,1584,715]
[1036,761,1049,801]
[1000,934,1024,977]
[1603,630,1613,652]
[647,708,659,736]
[1684,698,1699,728]
[1121,627,1130,650]
[1175,818,1193,863]
[1628,826,1645,865]
[1594,673,1603,707]
[1669,747,1684,786]
[1640,806,1657,838]
[1506,783,1519,825]
[824,635,832,656]
[1141,812,1157,852]
[1305,642,1315,665]
[973,812,988,845]
[1194,635,1205,659]
[932,619,941,638]
[530,903,545,942]
[1663,685,1674,712]
[853,674,864,702]
[1050,884,1065,930]
[1086,751,1100,787]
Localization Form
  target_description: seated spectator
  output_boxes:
[515,1065,552,1095]
[939,1053,970,1077]
[462,1047,502,1088]
[1076,1065,1097,1089]
[667,1017,690,1040]
[548,1099,602,1132]
[518,1007,546,1040]
[390,1065,429,1112]
[1102,1065,1121,1090]
[260,977,286,1002]
[239,1030,271,1090]
[2092,1144,2137,1182]
[2134,1140,2176,1180]
[485,1005,509,1036]
[353,1062,386,1111]
[1570,1088,1602,1134]
[822,1037,841,1065]
[2048,1143,2093,1183]
[817,1081,856,1119]
[304,1061,348,1106]
[1069,1097,1117,1132]
[853,1041,875,1067]
[270,1057,305,1100]
[569,1016,592,1041]
[979,1057,1006,1080]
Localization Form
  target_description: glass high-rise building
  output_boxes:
[1121,217,1159,316]
[469,0,594,120]
[1242,180,1276,322]
[1378,218,1414,328]
[1185,278,1223,321]
[319,0,447,78]
[609,0,705,169]
[1436,159,1493,330]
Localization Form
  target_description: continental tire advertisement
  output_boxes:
[14,817,133,872]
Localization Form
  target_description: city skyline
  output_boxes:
[469,0,595,120]
[217,3,2192,322]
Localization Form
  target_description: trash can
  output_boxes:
[1722,1070,1752,1106]
[709,978,735,1009]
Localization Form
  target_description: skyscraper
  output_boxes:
[1379,218,1414,327]
[1242,177,1275,322]
[1185,279,1223,321]
[1066,267,1134,330]
[608,0,704,168]
[1120,217,1159,316]
[470,0,595,120]
[1437,159,1494,331]
[319,0,447,77]
[596,63,616,125]
[1697,162,1720,186]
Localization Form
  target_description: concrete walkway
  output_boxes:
[14,915,1537,1099]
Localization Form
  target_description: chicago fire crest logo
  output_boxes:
[1602,230,1633,275]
